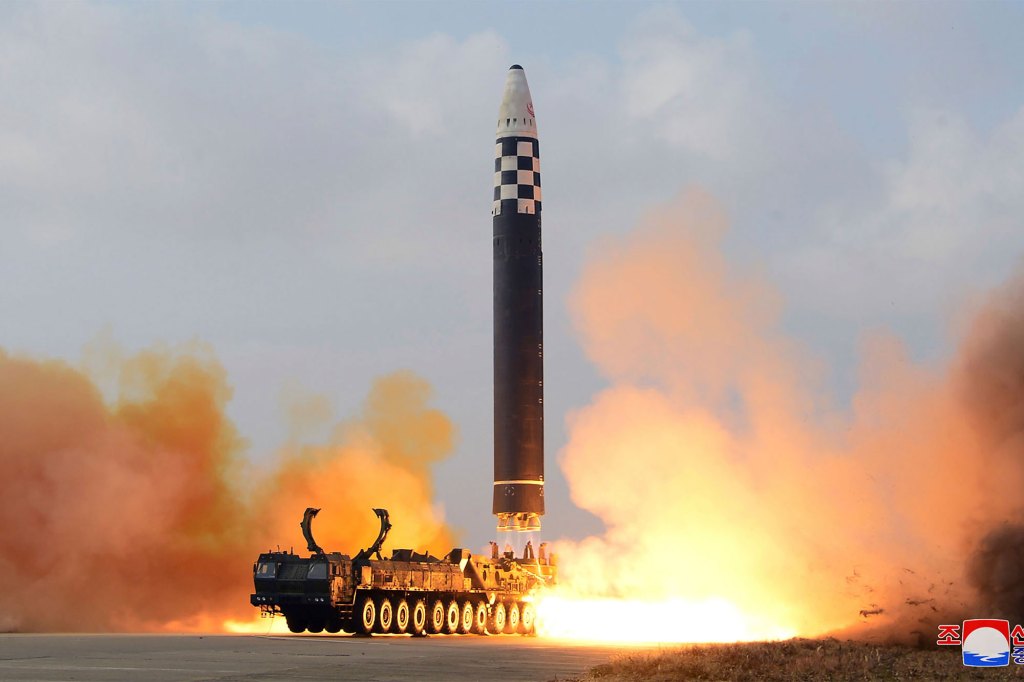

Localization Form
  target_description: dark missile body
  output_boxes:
[492,66,544,532]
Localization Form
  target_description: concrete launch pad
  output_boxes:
[0,633,642,682]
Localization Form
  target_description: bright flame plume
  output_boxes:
[543,188,1024,643]
[536,594,795,644]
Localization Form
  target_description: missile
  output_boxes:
[492,65,544,533]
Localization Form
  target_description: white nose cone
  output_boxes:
[496,65,537,139]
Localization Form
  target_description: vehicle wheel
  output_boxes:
[444,600,460,634]
[505,602,520,634]
[393,599,410,634]
[307,620,324,634]
[286,614,307,634]
[355,595,376,635]
[376,597,394,633]
[473,601,488,634]
[411,599,428,636]
[487,601,506,635]
[458,601,474,634]
[325,617,343,634]
[429,599,446,634]
[519,603,536,634]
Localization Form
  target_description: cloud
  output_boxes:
[1,1,1023,550]
[784,105,1024,336]
[618,8,763,163]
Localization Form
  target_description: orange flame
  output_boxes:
[0,342,456,633]
[535,594,794,644]
[542,188,1024,643]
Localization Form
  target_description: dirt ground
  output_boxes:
[567,638,1024,681]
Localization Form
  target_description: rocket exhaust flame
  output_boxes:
[532,189,1024,644]
[535,596,795,644]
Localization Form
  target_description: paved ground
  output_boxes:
[0,634,642,682]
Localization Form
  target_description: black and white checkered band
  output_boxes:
[492,137,541,216]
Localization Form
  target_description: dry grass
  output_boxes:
[564,638,1024,681]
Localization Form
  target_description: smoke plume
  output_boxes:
[550,188,1024,642]
[958,270,1024,623]
[0,344,455,632]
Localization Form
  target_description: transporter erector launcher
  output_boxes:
[492,65,544,533]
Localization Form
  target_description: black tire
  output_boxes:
[376,597,393,633]
[505,602,520,634]
[325,617,343,634]
[473,601,488,634]
[444,600,460,634]
[393,599,410,634]
[286,615,307,634]
[355,595,376,635]
[487,602,506,635]
[457,601,474,634]
[307,620,324,634]
[519,602,536,635]
[411,599,428,636]
[429,599,446,634]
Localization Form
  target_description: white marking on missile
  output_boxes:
[493,480,545,485]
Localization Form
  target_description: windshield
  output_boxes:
[255,562,277,578]
[307,562,327,579]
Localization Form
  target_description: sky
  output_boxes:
[2,0,1023,546]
